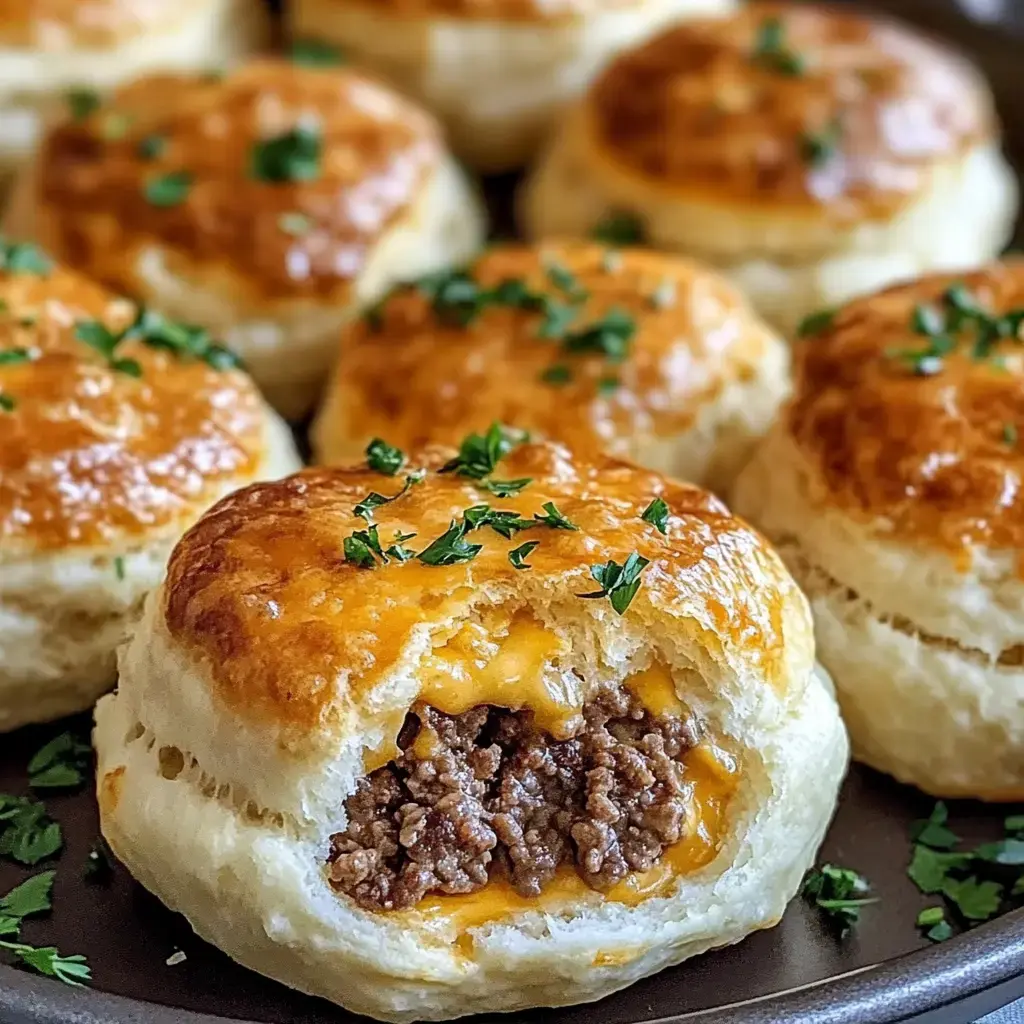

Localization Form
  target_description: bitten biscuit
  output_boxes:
[95,436,847,1021]
[521,3,1017,332]
[0,239,300,731]
[312,242,788,494]
[734,260,1024,799]
[6,59,486,418]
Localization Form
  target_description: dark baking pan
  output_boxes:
[1,0,1023,1022]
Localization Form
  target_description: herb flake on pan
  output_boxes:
[641,497,670,535]
[508,541,539,570]
[365,438,406,476]
[577,552,649,615]
[0,940,91,987]
[916,906,953,943]
[802,864,876,936]
[143,171,193,207]
[289,39,346,67]
[0,349,31,366]
[591,211,644,246]
[0,795,62,866]
[417,519,483,566]
[752,16,806,76]
[28,733,91,791]
[250,124,322,183]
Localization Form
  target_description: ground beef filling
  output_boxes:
[327,686,703,912]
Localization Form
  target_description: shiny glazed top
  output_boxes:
[0,252,265,555]
[305,0,641,24]
[790,260,1024,554]
[163,442,797,736]
[324,243,780,461]
[587,2,994,220]
[0,0,208,48]
[36,61,441,302]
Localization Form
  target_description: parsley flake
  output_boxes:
[28,732,91,790]
[802,864,876,936]
[279,211,313,236]
[911,802,959,851]
[137,134,167,161]
[463,505,534,539]
[144,171,193,207]
[942,877,1004,921]
[801,118,843,168]
[365,438,406,476]
[0,394,14,412]
[0,240,53,276]
[597,375,620,396]
[592,212,644,246]
[752,16,806,76]
[289,39,346,66]
[0,872,54,923]
[1004,423,1019,447]
[797,308,836,338]
[509,541,539,570]
[441,423,526,480]
[417,519,482,566]
[344,526,385,568]
[0,795,62,866]
[385,530,417,563]
[541,364,572,386]
[66,89,100,122]
[578,552,649,615]
[916,906,953,943]
[250,124,322,183]
[482,478,532,497]
[562,307,636,362]
[533,501,578,531]
[641,497,670,534]
[545,261,589,303]
[0,942,91,986]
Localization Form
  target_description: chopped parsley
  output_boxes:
[641,497,670,534]
[0,240,53,276]
[541,364,572,386]
[752,16,806,76]
[545,262,588,303]
[533,501,578,531]
[597,375,620,396]
[480,477,532,497]
[441,423,526,481]
[802,864,876,936]
[0,394,14,412]
[1003,423,1018,447]
[0,872,55,930]
[385,530,417,563]
[592,211,644,246]
[508,541,539,570]
[578,552,649,615]
[801,118,843,168]
[28,733,91,791]
[0,795,62,866]
[137,134,167,161]
[417,519,483,566]
[916,906,953,943]
[113,556,126,580]
[888,284,1024,375]
[289,39,346,67]
[100,112,132,141]
[66,89,100,122]
[0,940,90,987]
[906,801,1024,936]
[562,308,636,362]
[278,212,313,236]
[352,472,422,521]
[365,438,405,476]
[250,123,322,182]
[344,526,384,568]
[143,171,193,207]
[463,505,534,539]
[797,307,836,338]
[649,278,677,310]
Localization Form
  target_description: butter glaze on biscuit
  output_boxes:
[313,242,788,493]
[734,260,1024,799]
[96,439,847,1021]
[522,2,1018,331]
[9,60,486,417]
[0,244,300,731]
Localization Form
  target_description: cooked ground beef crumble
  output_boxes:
[327,685,703,911]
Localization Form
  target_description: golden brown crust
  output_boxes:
[323,242,776,460]
[0,253,265,553]
[0,0,209,49]
[588,2,994,219]
[296,0,638,25]
[34,61,442,302]
[163,442,790,733]
[789,259,1024,553]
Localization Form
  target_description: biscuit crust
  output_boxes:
[587,2,993,220]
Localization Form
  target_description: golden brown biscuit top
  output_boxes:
[790,260,1024,554]
[325,243,779,461]
[588,3,993,219]
[0,0,205,48]
[0,243,266,554]
[309,0,638,24]
[164,440,794,735]
[36,61,441,301]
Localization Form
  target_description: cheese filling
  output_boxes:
[328,618,738,918]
